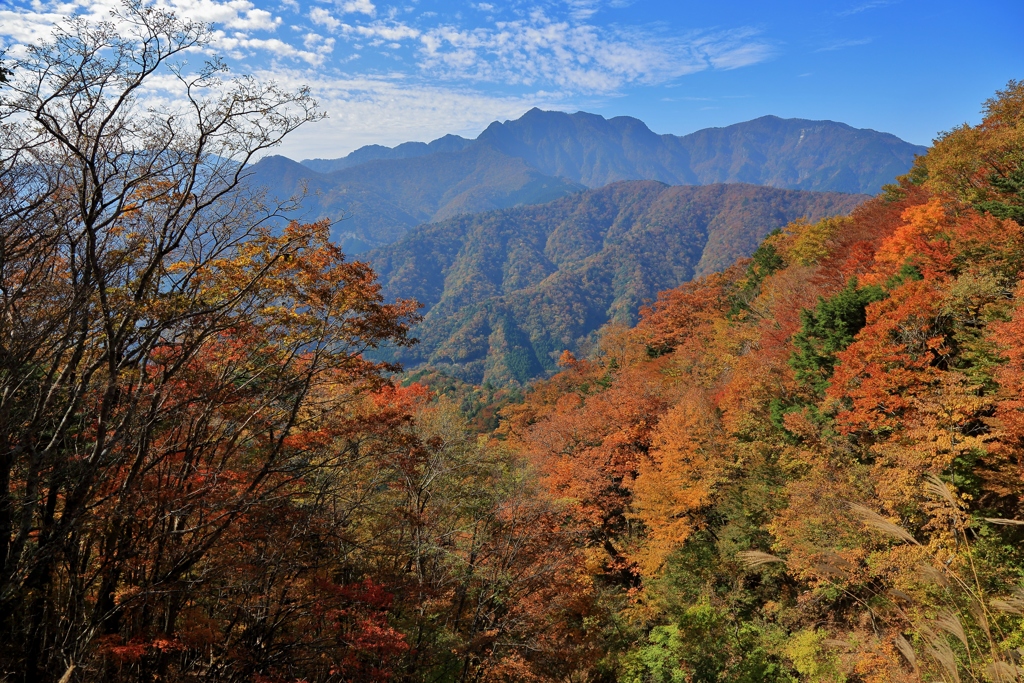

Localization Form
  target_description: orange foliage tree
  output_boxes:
[502,82,1024,682]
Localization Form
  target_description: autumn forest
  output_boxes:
[2,5,1024,683]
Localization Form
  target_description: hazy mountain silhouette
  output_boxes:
[472,110,924,193]
[245,147,584,253]
[245,110,923,253]
[301,134,473,174]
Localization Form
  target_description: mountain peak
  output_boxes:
[297,109,923,194]
[253,154,322,178]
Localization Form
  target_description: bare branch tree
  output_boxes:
[0,3,412,680]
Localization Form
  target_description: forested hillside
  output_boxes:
[301,133,472,173]
[250,110,922,253]
[369,181,866,384]
[488,80,1024,682]
[4,5,1024,683]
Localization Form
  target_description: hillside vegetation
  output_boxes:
[370,181,866,384]
[491,80,1024,682]
[248,110,922,252]
[5,7,1024,682]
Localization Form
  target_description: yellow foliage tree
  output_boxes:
[630,391,724,575]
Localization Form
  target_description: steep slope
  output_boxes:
[471,109,695,189]
[492,82,1024,683]
[369,181,867,384]
[678,115,923,194]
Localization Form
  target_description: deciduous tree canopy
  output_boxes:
[498,79,1024,683]
[3,5,1024,681]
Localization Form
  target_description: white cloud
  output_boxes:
[340,21,420,41]
[564,0,634,21]
[696,29,777,69]
[0,0,361,68]
[215,32,332,64]
[416,11,774,94]
[0,0,778,155]
[838,0,899,16]
[339,0,375,16]
[303,31,327,48]
[260,70,571,160]
[310,7,341,31]
[0,0,283,43]
[169,0,280,30]
[0,0,128,47]
[0,8,68,45]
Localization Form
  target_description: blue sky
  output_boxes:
[2,0,1022,160]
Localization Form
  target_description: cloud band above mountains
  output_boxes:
[0,0,776,158]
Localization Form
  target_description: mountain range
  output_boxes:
[247,109,925,253]
[368,180,868,385]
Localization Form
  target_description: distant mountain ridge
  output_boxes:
[303,111,924,196]
[470,110,924,194]
[302,134,472,174]
[246,148,584,252]
[368,180,868,385]
[244,110,923,253]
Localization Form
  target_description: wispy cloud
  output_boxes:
[215,32,332,65]
[1,0,285,49]
[166,0,281,29]
[415,12,774,93]
[310,7,341,31]
[0,0,779,151]
[839,0,899,16]
[565,0,634,21]
[0,8,68,45]
[261,70,571,159]
[815,37,872,52]
[342,21,421,41]
[2,0,774,93]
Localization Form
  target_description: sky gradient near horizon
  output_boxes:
[2,0,1022,160]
